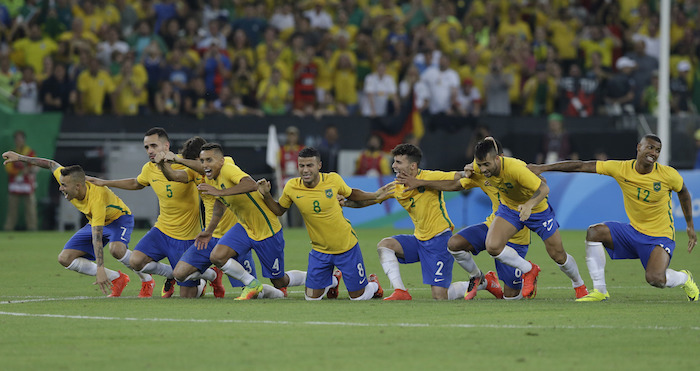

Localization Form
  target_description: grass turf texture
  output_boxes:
[1,228,697,370]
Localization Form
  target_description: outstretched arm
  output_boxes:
[87,177,145,190]
[166,151,205,175]
[2,151,61,172]
[91,225,111,294]
[396,171,464,192]
[348,182,396,201]
[156,152,190,183]
[528,160,597,175]
[256,179,288,216]
[198,176,258,197]
[677,184,697,253]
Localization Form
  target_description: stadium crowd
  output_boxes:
[2,0,700,120]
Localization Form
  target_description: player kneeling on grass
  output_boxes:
[2,152,155,297]
[529,134,699,302]
[257,147,390,300]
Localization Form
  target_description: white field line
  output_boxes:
[0,310,697,331]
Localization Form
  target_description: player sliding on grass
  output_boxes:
[472,137,588,299]
[529,134,699,301]
[257,147,388,300]
[1,152,154,297]
[396,139,528,300]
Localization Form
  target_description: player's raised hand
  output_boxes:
[257,178,271,196]
[197,183,221,196]
[163,151,177,162]
[396,172,420,191]
[154,151,167,163]
[375,181,396,199]
[518,204,533,222]
[687,226,697,253]
[195,231,212,250]
[463,163,474,177]
[94,267,112,295]
[336,194,347,206]
[2,151,19,164]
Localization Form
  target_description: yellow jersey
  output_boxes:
[206,161,281,241]
[136,162,202,240]
[460,175,530,246]
[53,167,130,227]
[76,70,116,115]
[200,157,238,239]
[390,170,455,241]
[596,160,684,240]
[279,173,358,254]
[11,38,58,75]
[473,157,548,214]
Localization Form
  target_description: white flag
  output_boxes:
[266,125,280,169]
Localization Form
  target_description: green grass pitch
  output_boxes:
[1,228,698,370]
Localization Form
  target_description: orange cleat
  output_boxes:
[107,271,130,297]
[138,279,155,298]
[162,278,176,298]
[484,271,504,299]
[464,273,482,300]
[326,270,342,299]
[210,267,226,298]
[279,287,288,298]
[521,262,541,299]
[368,273,383,298]
[383,288,412,301]
[574,284,589,299]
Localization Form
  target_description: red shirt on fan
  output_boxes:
[5,144,36,195]
[279,144,305,183]
[293,61,318,109]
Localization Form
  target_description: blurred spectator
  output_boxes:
[420,55,460,116]
[355,134,391,176]
[114,0,137,37]
[671,61,692,113]
[163,47,192,93]
[202,40,231,94]
[559,64,598,117]
[641,70,659,115]
[269,3,295,40]
[579,24,620,70]
[58,17,99,51]
[142,43,164,105]
[632,16,660,60]
[455,78,482,117]
[40,62,76,112]
[11,22,57,77]
[412,35,440,74]
[333,54,358,116]
[458,51,488,97]
[304,0,333,31]
[318,124,340,172]
[256,67,291,115]
[4,130,37,231]
[0,52,20,109]
[626,39,658,109]
[14,66,41,113]
[330,9,357,44]
[536,113,578,164]
[201,0,229,29]
[280,126,304,184]
[197,19,228,50]
[96,25,129,68]
[228,28,254,66]
[76,56,115,115]
[362,61,398,117]
[154,80,180,115]
[184,77,214,119]
[230,54,257,108]
[127,20,167,60]
[160,18,181,50]
[113,56,147,115]
[292,53,318,117]
[522,64,558,116]
[547,8,580,72]
[231,3,266,47]
[484,55,513,116]
[497,6,531,42]
[604,56,636,116]
[429,3,461,51]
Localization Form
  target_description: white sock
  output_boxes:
[305,293,324,301]
[285,270,306,286]
[448,281,469,300]
[119,250,153,282]
[67,258,120,281]
[504,292,523,300]
[449,249,481,277]
[558,253,585,288]
[140,261,174,279]
[259,284,286,299]
[494,246,532,273]
[351,282,379,300]
[183,269,216,282]
[585,241,607,294]
[665,269,688,288]
[221,258,255,285]
[378,247,406,290]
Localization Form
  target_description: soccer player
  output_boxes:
[257,147,387,300]
[345,144,458,300]
[1,151,154,297]
[396,141,529,300]
[88,127,203,298]
[191,143,307,300]
[529,134,699,301]
[472,137,588,299]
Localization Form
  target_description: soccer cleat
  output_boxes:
[210,267,226,298]
[138,279,155,298]
[521,262,541,299]
[464,273,483,300]
[234,279,263,300]
[383,288,412,301]
[196,279,208,298]
[279,287,288,298]
[574,284,589,299]
[484,271,504,299]
[368,273,383,298]
[326,270,343,299]
[162,278,176,298]
[107,271,130,297]
[575,289,610,302]
[680,270,699,301]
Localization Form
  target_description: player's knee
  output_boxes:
[447,236,466,252]
[57,252,72,267]
[129,255,146,271]
[377,238,399,254]
[172,267,188,282]
[108,244,125,259]
[645,271,666,288]
[586,224,607,242]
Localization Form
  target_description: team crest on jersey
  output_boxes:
[325,188,333,198]
[653,182,661,191]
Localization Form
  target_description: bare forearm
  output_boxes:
[100,178,144,190]
[414,179,463,192]
[218,177,258,196]
[261,193,287,216]
[174,157,205,174]
[678,186,695,227]
[92,226,104,267]
[535,160,597,173]
[343,199,377,208]
[160,163,189,183]
[525,182,549,209]
[204,200,225,234]
[16,155,61,172]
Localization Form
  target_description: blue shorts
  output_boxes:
[179,236,258,287]
[306,244,368,292]
[605,221,675,269]
[495,203,559,242]
[134,227,197,287]
[456,223,529,290]
[393,231,453,288]
[217,223,285,279]
[63,214,134,259]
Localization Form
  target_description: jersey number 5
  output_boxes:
[166,184,173,198]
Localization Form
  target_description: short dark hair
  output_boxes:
[474,138,499,160]
[201,143,224,156]
[642,134,662,145]
[391,143,422,165]
[299,147,321,160]
[60,165,85,180]
[145,127,169,142]
[180,136,207,160]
